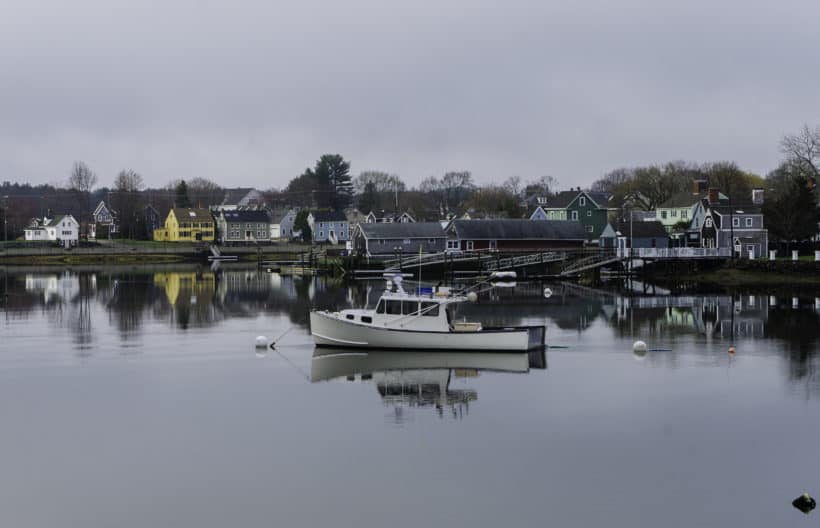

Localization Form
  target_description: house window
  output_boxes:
[489,240,497,250]
[732,218,740,227]
[705,218,712,228]
[682,210,688,219]
[319,231,324,238]
[586,210,592,217]
[579,196,586,206]
[466,241,475,251]
[746,244,755,254]
[661,211,667,219]
[571,211,578,221]
[403,239,411,244]
[745,218,753,227]
[446,240,459,250]
[428,238,435,244]
[586,225,594,233]
[671,210,677,217]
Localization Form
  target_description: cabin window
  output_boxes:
[402,301,419,315]
[421,302,439,316]
[386,300,402,315]
[376,300,385,313]
[361,316,372,324]
[346,314,355,320]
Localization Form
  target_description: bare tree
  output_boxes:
[112,170,145,239]
[68,161,98,215]
[524,175,559,196]
[781,124,820,178]
[187,177,223,207]
[502,176,522,198]
[591,168,631,194]
[68,161,98,193]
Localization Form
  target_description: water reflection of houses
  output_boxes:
[311,349,547,422]
[153,271,218,329]
[24,272,82,303]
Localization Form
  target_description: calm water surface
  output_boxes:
[1,265,819,527]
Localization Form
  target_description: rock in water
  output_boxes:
[793,493,816,514]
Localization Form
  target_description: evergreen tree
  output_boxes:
[175,180,191,208]
[314,154,352,210]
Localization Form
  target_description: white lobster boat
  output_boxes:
[309,277,545,352]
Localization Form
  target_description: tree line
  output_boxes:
[2,125,819,245]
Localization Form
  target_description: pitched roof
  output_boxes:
[709,204,763,215]
[311,210,347,222]
[585,192,612,208]
[452,219,586,240]
[359,222,445,239]
[45,215,70,226]
[222,188,255,205]
[543,191,578,209]
[614,221,669,238]
[660,191,727,208]
[659,192,701,208]
[220,210,271,223]
[269,208,295,222]
[172,208,213,221]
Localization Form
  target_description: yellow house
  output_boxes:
[154,208,215,242]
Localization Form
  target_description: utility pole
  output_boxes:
[2,195,7,242]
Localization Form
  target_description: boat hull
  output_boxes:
[310,311,543,352]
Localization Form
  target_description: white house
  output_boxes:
[24,215,80,247]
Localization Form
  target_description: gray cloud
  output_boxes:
[1,0,818,189]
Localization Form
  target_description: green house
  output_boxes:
[538,190,615,242]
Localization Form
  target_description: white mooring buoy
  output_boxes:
[543,287,553,299]
[255,336,268,348]
[633,340,647,359]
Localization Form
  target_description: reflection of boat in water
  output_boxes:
[309,276,546,351]
[311,348,546,381]
[311,348,546,420]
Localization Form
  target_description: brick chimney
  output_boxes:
[708,188,719,204]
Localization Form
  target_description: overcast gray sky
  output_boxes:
[1,0,818,190]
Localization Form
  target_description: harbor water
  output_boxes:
[1,265,819,527]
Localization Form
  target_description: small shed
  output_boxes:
[600,221,670,249]
[353,222,446,256]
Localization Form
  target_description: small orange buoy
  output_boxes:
[728,346,736,355]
